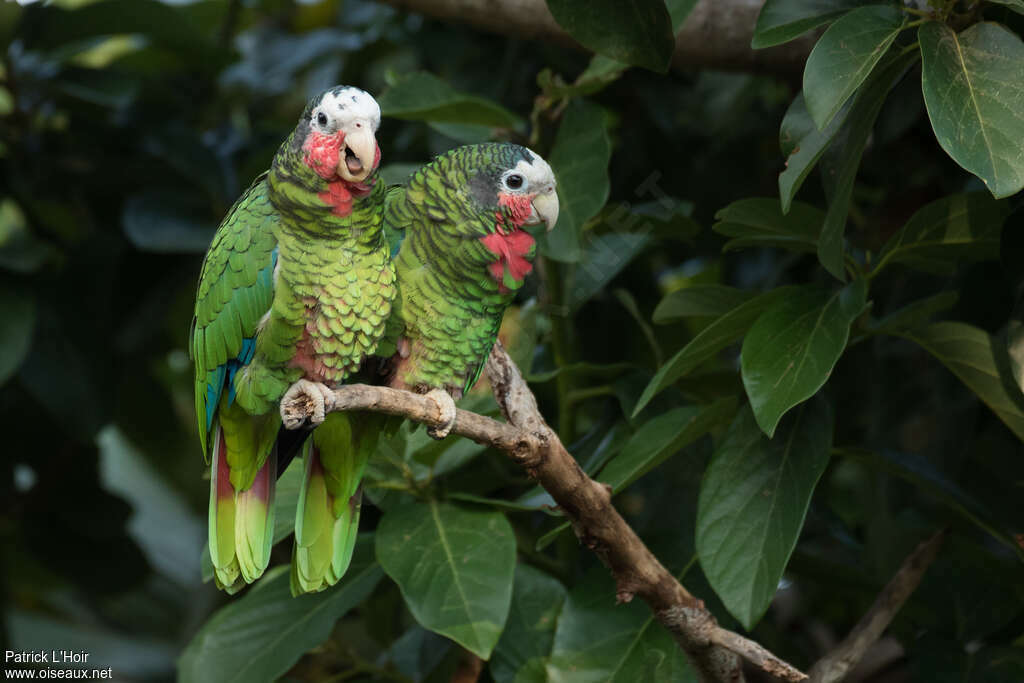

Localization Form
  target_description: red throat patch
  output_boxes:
[302,131,377,217]
[480,229,535,289]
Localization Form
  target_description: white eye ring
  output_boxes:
[503,172,526,191]
[315,111,329,127]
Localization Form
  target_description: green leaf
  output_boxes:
[20,0,220,65]
[541,99,612,263]
[378,71,522,128]
[0,285,35,386]
[98,426,203,587]
[599,398,736,492]
[897,321,1024,441]
[376,500,515,659]
[752,0,866,49]
[665,0,698,32]
[633,286,800,417]
[696,397,834,630]
[544,567,697,681]
[868,291,958,335]
[122,190,215,253]
[490,565,568,683]
[803,6,905,130]
[741,280,867,437]
[654,285,756,324]
[873,192,1010,275]
[712,197,824,253]
[836,447,1020,553]
[566,232,650,309]
[8,611,176,678]
[545,0,675,73]
[817,51,918,280]
[179,541,383,683]
[778,93,852,213]
[920,21,1024,198]
[986,0,1024,15]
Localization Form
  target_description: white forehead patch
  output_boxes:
[318,87,381,132]
[509,147,556,191]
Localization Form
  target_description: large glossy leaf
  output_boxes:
[778,92,851,213]
[873,192,1010,275]
[741,280,866,437]
[898,322,1024,441]
[0,285,35,386]
[376,501,515,659]
[541,99,612,263]
[545,0,675,73]
[752,0,866,49]
[599,398,736,492]
[817,52,917,280]
[633,286,799,417]
[378,71,522,128]
[544,567,696,681]
[179,541,383,683]
[653,284,756,324]
[712,197,824,252]
[696,397,834,630]
[490,564,568,683]
[803,5,905,130]
[920,22,1024,199]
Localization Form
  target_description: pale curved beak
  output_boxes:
[336,120,377,183]
[531,187,559,232]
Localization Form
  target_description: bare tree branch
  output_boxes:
[807,529,948,683]
[281,343,808,683]
[376,0,816,74]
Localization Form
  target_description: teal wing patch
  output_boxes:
[190,175,278,457]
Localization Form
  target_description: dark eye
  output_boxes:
[316,112,328,127]
[505,174,524,190]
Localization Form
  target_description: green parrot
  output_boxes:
[378,142,559,429]
[190,85,394,594]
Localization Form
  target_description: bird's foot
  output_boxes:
[425,389,457,440]
[281,379,335,430]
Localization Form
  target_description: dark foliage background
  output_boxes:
[1,1,1023,681]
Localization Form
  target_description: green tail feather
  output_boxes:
[291,412,381,595]
[208,403,279,592]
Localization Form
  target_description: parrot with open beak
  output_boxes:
[190,85,393,593]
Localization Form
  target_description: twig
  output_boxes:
[281,343,808,683]
[807,529,948,683]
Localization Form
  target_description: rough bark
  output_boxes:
[376,0,817,74]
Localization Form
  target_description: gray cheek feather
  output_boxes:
[467,171,499,208]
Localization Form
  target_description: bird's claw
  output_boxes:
[281,379,335,430]
[425,389,457,440]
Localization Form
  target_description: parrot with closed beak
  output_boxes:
[378,142,559,431]
[190,85,394,594]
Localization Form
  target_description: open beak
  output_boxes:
[530,188,559,232]
[337,120,377,183]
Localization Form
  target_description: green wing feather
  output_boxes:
[191,175,279,457]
